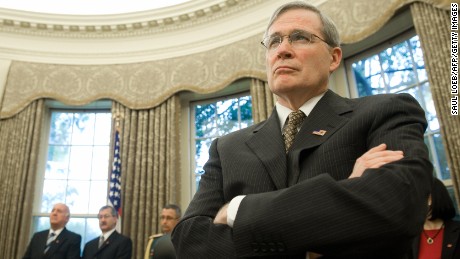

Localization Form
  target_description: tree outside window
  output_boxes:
[349,34,449,180]
[192,95,253,192]
[33,110,111,251]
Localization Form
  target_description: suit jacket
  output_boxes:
[410,219,460,259]
[172,90,433,259]
[22,228,81,259]
[82,230,132,259]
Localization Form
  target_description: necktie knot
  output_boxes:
[283,110,306,153]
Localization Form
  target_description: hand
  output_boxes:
[349,143,404,178]
[213,203,229,225]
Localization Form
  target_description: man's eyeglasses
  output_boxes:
[160,216,178,221]
[261,30,329,52]
[97,214,114,219]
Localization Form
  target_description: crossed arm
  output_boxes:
[214,143,405,224]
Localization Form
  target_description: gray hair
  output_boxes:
[164,204,182,219]
[100,205,118,217]
[264,1,340,47]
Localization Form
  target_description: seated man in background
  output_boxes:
[82,205,132,259]
[144,204,181,259]
[23,203,81,259]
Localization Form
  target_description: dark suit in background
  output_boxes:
[82,231,132,259]
[22,228,81,259]
[172,91,433,258]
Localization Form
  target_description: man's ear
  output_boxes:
[329,47,342,73]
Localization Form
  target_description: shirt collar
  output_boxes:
[276,93,325,130]
[49,227,64,237]
[102,228,116,240]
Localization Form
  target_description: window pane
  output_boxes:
[46,146,70,179]
[32,216,50,232]
[352,55,385,96]
[421,82,439,131]
[433,134,450,180]
[92,146,110,179]
[34,109,111,246]
[49,113,73,145]
[409,36,427,82]
[192,94,253,191]
[71,113,95,145]
[350,34,448,180]
[89,180,108,212]
[380,41,416,92]
[67,180,90,214]
[94,113,112,145]
[195,103,217,138]
[41,179,67,213]
[68,146,93,180]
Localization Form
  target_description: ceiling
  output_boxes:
[0,0,192,15]
[0,0,324,64]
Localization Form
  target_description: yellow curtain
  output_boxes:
[112,95,181,259]
[250,78,275,123]
[0,100,45,259]
[411,2,460,206]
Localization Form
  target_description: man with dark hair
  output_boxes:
[82,205,132,259]
[23,203,81,259]
[172,1,432,258]
[145,204,181,259]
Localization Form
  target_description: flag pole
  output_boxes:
[109,111,123,232]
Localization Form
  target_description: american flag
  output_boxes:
[108,128,122,217]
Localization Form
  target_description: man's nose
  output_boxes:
[275,38,294,58]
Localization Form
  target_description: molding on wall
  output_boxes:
[0,0,266,37]
[0,0,328,64]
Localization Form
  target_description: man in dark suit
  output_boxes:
[82,205,132,259]
[171,1,433,258]
[23,203,81,259]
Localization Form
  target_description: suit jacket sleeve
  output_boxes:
[232,93,433,257]
[22,232,39,259]
[171,137,238,258]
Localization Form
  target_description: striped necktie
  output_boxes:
[44,232,55,253]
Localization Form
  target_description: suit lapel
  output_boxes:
[246,110,288,190]
[98,231,118,254]
[288,91,353,184]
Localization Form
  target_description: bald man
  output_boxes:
[23,203,81,259]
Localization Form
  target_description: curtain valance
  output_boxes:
[0,0,450,118]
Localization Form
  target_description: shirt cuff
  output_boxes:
[227,195,246,228]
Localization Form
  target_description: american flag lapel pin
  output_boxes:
[312,130,327,136]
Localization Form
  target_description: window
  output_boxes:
[191,93,253,192]
[33,106,112,251]
[346,32,449,180]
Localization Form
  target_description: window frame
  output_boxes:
[344,29,450,184]
[189,91,253,194]
[31,100,112,248]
